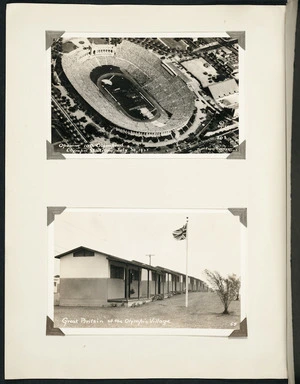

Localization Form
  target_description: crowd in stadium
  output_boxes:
[51,36,239,154]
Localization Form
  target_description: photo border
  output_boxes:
[46,31,245,159]
[47,206,247,337]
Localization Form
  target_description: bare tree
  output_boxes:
[204,270,240,314]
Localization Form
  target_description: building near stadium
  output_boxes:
[90,43,115,56]
[208,78,239,110]
[181,57,218,88]
[55,246,208,307]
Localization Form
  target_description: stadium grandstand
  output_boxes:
[61,39,196,137]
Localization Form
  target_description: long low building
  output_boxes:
[55,246,208,307]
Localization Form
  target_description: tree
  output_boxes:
[228,273,241,301]
[204,270,240,314]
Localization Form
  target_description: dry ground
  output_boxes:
[54,292,240,329]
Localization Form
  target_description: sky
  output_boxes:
[54,209,241,282]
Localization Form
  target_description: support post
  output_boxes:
[138,269,140,300]
[125,266,129,300]
[147,269,150,299]
[185,217,189,308]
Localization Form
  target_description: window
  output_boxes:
[73,249,95,257]
[151,271,157,281]
[110,264,124,279]
[130,269,140,281]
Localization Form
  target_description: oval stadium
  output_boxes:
[61,39,196,136]
[51,36,240,154]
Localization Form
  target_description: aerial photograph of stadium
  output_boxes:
[51,36,240,155]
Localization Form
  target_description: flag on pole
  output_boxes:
[172,223,187,240]
[172,218,189,307]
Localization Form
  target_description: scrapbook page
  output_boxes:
[5,2,289,380]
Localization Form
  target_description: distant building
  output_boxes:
[208,79,239,110]
[55,246,208,307]
[89,43,115,56]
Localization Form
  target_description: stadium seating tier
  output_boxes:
[61,40,195,134]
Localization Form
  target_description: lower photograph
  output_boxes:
[47,207,247,337]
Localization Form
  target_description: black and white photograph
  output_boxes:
[50,34,241,156]
[6,2,292,379]
[49,208,246,335]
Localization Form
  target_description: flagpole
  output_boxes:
[185,217,189,308]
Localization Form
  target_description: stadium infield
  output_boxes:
[97,72,162,123]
